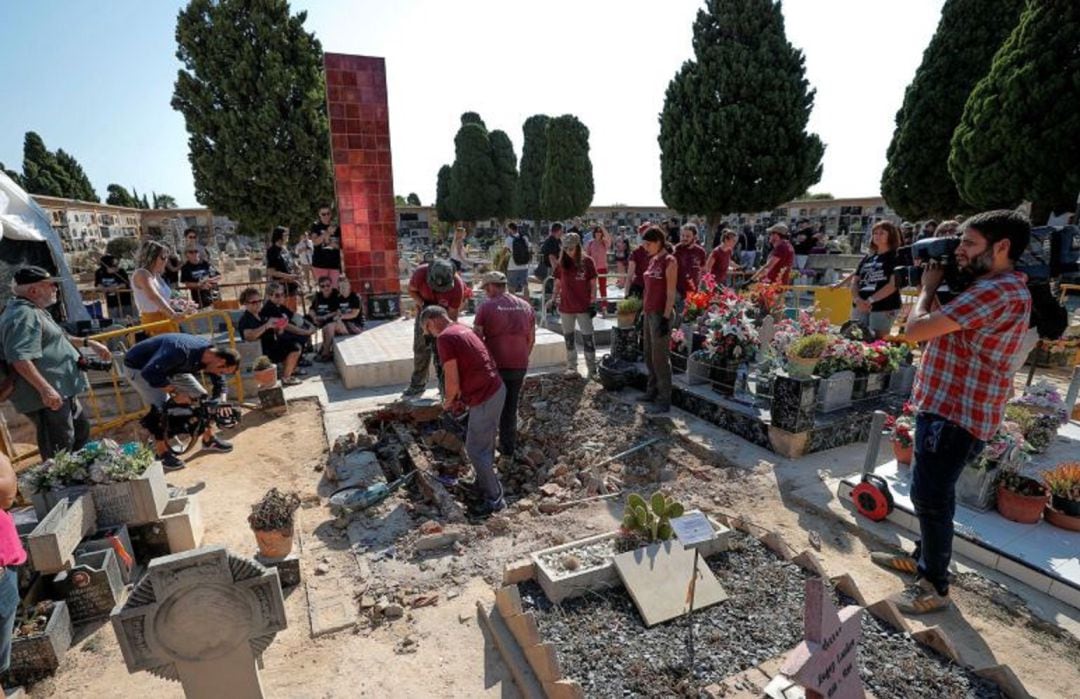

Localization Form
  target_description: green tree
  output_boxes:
[172,0,333,234]
[489,129,518,220]
[435,164,454,222]
[406,192,421,206]
[448,116,498,222]
[141,193,150,209]
[460,112,486,129]
[514,115,549,222]
[658,0,823,222]
[21,132,71,198]
[106,184,137,207]
[540,114,593,220]
[882,0,1025,220]
[54,149,98,201]
[152,192,179,209]
[394,194,408,206]
[105,236,141,261]
[1,162,23,188]
[131,188,143,209]
[949,0,1080,220]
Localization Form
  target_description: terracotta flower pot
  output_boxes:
[253,526,294,558]
[995,485,1048,524]
[253,366,278,389]
[1045,506,1080,532]
[891,439,913,467]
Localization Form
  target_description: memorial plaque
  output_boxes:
[53,549,125,624]
[670,512,715,550]
[780,577,864,699]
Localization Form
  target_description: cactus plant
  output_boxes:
[620,491,685,545]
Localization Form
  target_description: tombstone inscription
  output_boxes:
[779,577,864,699]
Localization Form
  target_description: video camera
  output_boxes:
[893,237,965,292]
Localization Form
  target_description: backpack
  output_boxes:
[511,234,531,266]
[1028,281,1068,340]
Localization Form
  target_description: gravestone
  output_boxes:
[53,548,125,624]
[779,577,864,699]
[257,385,287,417]
[817,371,855,413]
[771,375,817,433]
[613,539,728,627]
[111,545,287,699]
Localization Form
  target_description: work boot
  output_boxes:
[870,551,918,575]
[892,578,950,614]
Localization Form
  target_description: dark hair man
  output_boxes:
[121,333,240,471]
[180,247,222,308]
[95,254,132,320]
[404,259,466,397]
[503,222,531,297]
[673,224,707,302]
[750,224,794,285]
[473,271,535,465]
[0,266,113,459]
[420,305,507,517]
[537,223,564,297]
[871,210,1032,614]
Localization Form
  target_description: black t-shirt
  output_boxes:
[94,267,130,307]
[237,310,275,356]
[338,292,364,324]
[310,221,342,269]
[855,250,901,312]
[793,228,816,255]
[538,236,561,275]
[266,245,299,295]
[180,260,219,307]
[309,290,341,320]
[259,301,291,324]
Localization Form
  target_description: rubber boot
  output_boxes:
[564,333,578,373]
[583,334,597,380]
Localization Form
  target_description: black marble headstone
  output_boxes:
[51,549,124,624]
[771,374,817,433]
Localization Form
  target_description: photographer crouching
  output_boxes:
[121,333,239,472]
[0,266,113,459]
[871,210,1032,614]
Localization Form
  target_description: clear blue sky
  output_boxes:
[0,1,945,210]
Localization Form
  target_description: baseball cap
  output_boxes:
[14,265,62,285]
[637,222,652,236]
[563,232,582,249]
[427,259,455,293]
[481,271,507,285]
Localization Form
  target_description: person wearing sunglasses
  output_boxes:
[236,287,304,386]
[132,240,183,321]
[180,247,222,309]
[310,207,342,287]
[260,282,316,361]
[306,276,345,362]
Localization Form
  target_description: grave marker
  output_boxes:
[111,545,287,699]
[780,577,864,699]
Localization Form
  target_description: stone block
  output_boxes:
[767,426,810,459]
[76,524,135,584]
[30,460,169,528]
[524,642,562,683]
[3,600,72,686]
[817,371,854,413]
[255,553,301,588]
[258,384,288,416]
[160,495,204,553]
[771,375,817,433]
[27,495,96,574]
[543,680,586,699]
[504,610,541,649]
[494,585,523,620]
[502,558,535,585]
[51,549,125,625]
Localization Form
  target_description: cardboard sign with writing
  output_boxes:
[780,577,864,699]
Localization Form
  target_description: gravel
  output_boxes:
[536,537,619,577]
[520,531,1006,698]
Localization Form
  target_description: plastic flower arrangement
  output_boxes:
[863,340,899,373]
[769,308,831,358]
[682,290,713,326]
[669,328,688,353]
[748,282,785,318]
[973,422,1028,471]
[815,337,868,377]
[29,439,156,491]
[1010,380,1069,425]
[700,288,758,365]
[883,402,916,448]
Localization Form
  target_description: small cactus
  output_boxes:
[620,490,685,544]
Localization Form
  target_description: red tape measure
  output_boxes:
[852,474,894,522]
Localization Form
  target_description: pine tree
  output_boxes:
[21,132,72,198]
[489,129,518,220]
[1,162,23,188]
[172,0,332,234]
[435,164,454,223]
[406,192,421,206]
[54,148,99,201]
[448,114,498,222]
[881,0,1025,219]
[950,0,1080,219]
[540,115,593,220]
[154,193,178,209]
[514,115,549,222]
[658,0,823,220]
[106,184,137,208]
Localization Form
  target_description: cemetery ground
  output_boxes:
[18,373,1080,698]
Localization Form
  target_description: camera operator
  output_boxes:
[0,266,113,459]
[121,333,239,471]
[871,210,1032,615]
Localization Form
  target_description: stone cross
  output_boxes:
[111,545,287,699]
[780,577,864,699]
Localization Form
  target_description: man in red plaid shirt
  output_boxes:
[871,210,1032,614]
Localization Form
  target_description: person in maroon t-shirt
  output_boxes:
[553,232,599,379]
[640,226,677,413]
[404,260,466,397]
[474,271,535,463]
[421,305,507,517]
[673,223,707,301]
[705,229,740,286]
[751,224,795,285]
[624,222,652,298]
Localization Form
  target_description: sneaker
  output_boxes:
[645,403,671,414]
[160,451,185,472]
[282,376,302,387]
[893,578,950,614]
[870,551,919,575]
[202,435,233,453]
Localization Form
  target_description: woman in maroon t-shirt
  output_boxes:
[640,226,677,413]
[553,232,599,378]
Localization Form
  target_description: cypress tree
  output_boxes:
[54,149,99,202]
[514,114,549,222]
[658,0,823,220]
[131,188,142,209]
[172,0,332,234]
[106,184,137,207]
[540,115,593,220]
[22,132,71,198]
[435,164,454,223]
[489,129,518,221]
[881,0,1025,219]
[406,192,421,206]
[1,163,22,188]
[949,0,1080,219]
[448,116,498,222]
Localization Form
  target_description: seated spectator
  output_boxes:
[94,254,131,321]
[236,287,304,386]
[337,277,365,336]
[307,276,345,362]
[180,247,222,308]
[261,282,315,361]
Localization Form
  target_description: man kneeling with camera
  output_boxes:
[872,210,1032,614]
[122,333,240,471]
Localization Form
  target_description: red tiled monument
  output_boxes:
[323,53,401,317]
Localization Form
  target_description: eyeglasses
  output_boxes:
[319,212,331,217]
[246,299,263,305]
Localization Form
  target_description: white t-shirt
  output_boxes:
[505,235,528,271]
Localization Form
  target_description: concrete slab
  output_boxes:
[334,315,567,389]
[613,539,728,627]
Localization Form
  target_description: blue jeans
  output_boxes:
[0,566,20,672]
[910,413,985,595]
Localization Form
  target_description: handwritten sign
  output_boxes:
[780,577,864,699]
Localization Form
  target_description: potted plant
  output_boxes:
[996,469,1049,524]
[1003,405,1059,454]
[956,423,1028,511]
[785,334,828,379]
[615,297,642,329]
[251,355,278,389]
[1043,462,1080,517]
[249,487,301,558]
[884,403,916,466]
[862,341,896,396]
[814,337,861,412]
[618,491,685,552]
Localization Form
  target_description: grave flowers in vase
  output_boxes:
[814,337,863,412]
[956,422,1027,511]
[669,329,688,373]
[884,403,916,466]
[996,469,1049,524]
[699,290,758,396]
[249,488,301,558]
[785,333,828,379]
[748,281,785,322]
[861,341,897,396]
[616,296,642,329]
